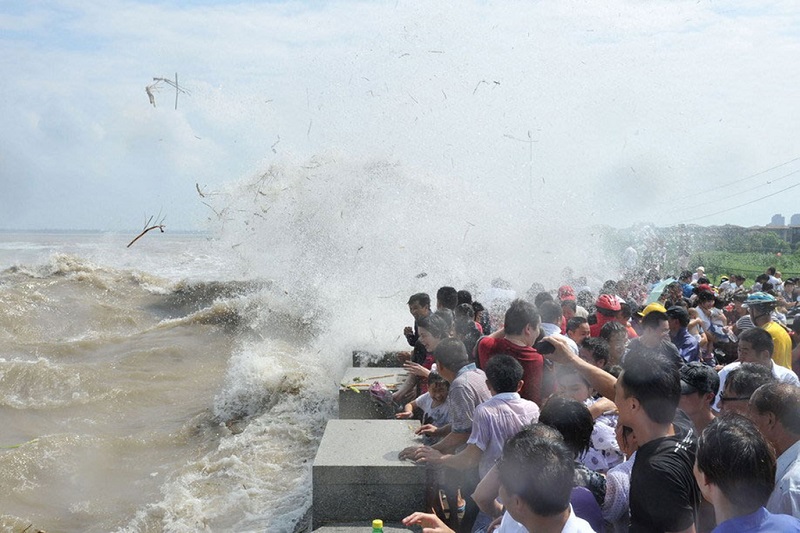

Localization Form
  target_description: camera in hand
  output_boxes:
[533,338,555,355]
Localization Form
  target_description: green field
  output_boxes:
[689,251,800,283]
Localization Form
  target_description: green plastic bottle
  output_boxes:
[372,519,384,532]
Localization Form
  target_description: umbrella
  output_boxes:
[645,278,676,305]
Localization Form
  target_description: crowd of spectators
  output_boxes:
[393,266,800,533]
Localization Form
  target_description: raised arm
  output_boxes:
[544,335,617,400]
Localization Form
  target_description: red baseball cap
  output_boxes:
[558,285,576,301]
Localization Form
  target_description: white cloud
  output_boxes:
[1,0,799,230]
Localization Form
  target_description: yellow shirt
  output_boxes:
[763,321,793,370]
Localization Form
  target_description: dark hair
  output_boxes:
[485,354,524,394]
[750,382,800,434]
[561,300,577,313]
[767,267,777,276]
[596,306,617,317]
[538,300,563,324]
[454,303,474,320]
[566,316,588,333]
[417,313,449,340]
[433,338,469,372]
[679,270,693,281]
[498,425,574,517]
[725,363,774,399]
[457,290,473,306]
[427,371,449,389]
[667,309,690,328]
[407,292,430,308]
[580,337,609,367]
[619,302,632,320]
[641,311,668,329]
[696,290,716,303]
[696,414,776,511]
[538,396,593,457]
[697,276,711,286]
[576,290,594,310]
[601,280,618,294]
[504,299,540,336]
[738,327,774,358]
[436,286,458,310]
[620,352,680,424]
[534,291,555,309]
[599,321,626,340]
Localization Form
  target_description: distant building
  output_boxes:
[770,214,786,227]
[791,214,800,226]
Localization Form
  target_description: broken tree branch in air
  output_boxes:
[145,73,191,109]
[127,213,166,248]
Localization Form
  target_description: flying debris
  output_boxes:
[145,73,191,109]
[127,213,166,248]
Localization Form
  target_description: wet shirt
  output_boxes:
[467,392,540,478]
[670,327,700,364]
[767,438,800,518]
[712,506,800,533]
[629,431,700,533]
[414,391,450,428]
[448,364,492,434]
[763,321,793,370]
[477,337,544,405]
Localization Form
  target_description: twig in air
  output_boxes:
[196,183,206,198]
[307,120,313,137]
[127,213,166,248]
[145,74,190,109]
[473,80,487,95]
[378,290,403,299]
[271,136,281,154]
[202,202,223,218]
[463,221,475,243]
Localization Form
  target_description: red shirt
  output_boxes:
[477,337,544,405]
[589,315,639,339]
[589,314,615,337]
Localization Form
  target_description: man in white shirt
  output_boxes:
[714,327,799,411]
[539,301,579,355]
[413,355,540,478]
[494,424,596,532]
[749,382,800,518]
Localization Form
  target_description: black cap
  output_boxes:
[680,362,720,395]
[666,306,689,322]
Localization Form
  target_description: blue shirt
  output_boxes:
[682,283,694,298]
[671,327,700,363]
[712,506,800,533]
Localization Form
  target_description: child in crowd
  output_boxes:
[396,371,450,442]
[687,307,704,345]
[556,366,624,473]
[599,321,627,367]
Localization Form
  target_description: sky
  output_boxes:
[1,0,800,231]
